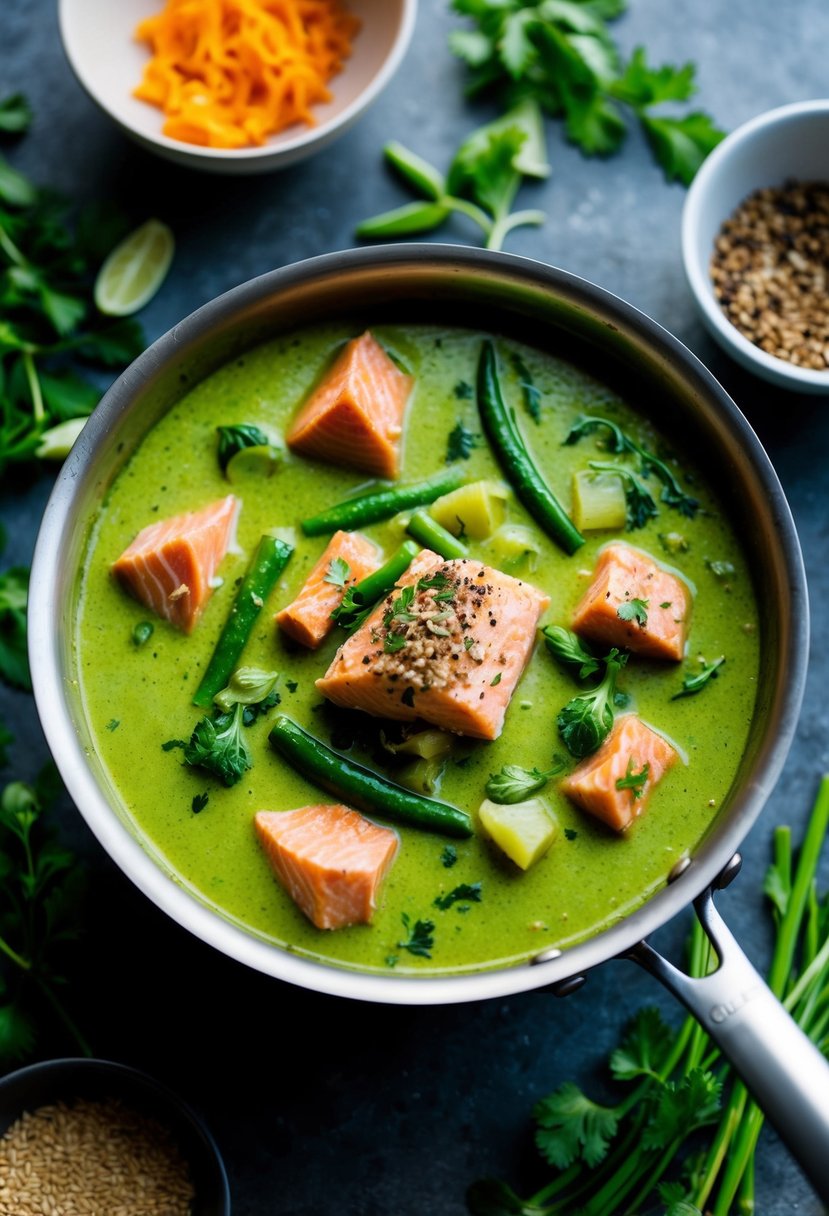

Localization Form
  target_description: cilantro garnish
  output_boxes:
[454,380,473,400]
[183,703,252,788]
[105,719,120,733]
[398,913,435,959]
[615,758,650,799]
[672,656,725,700]
[511,352,541,422]
[191,792,209,814]
[490,672,502,686]
[441,845,458,868]
[384,632,408,655]
[617,598,649,627]
[434,883,482,911]
[486,762,564,804]
[446,421,481,462]
[323,556,350,589]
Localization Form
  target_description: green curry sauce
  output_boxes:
[77,325,760,975]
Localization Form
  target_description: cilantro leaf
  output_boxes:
[617,597,649,627]
[323,556,350,589]
[614,757,649,799]
[0,566,30,690]
[446,421,481,462]
[441,845,458,868]
[610,1007,674,1081]
[534,1082,618,1169]
[611,48,696,108]
[191,792,209,814]
[511,352,542,422]
[0,94,33,136]
[183,703,252,787]
[641,1069,721,1149]
[640,111,725,186]
[434,882,482,910]
[398,913,435,958]
[485,762,563,803]
[672,655,724,700]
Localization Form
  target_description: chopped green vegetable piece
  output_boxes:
[105,719,120,733]
[132,621,154,647]
[567,415,698,518]
[707,559,736,580]
[672,656,725,700]
[430,479,508,540]
[191,792,209,814]
[478,796,558,870]
[572,468,627,531]
[406,509,469,560]
[588,461,658,529]
[303,473,464,537]
[441,845,458,868]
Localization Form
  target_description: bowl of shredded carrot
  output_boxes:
[59,0,417,173]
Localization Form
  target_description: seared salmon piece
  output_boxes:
[285,331,413,478]
[572,543,690,661]
[276,529,381,649]
[112,494,240,633]
[254,804,398,930]
[316,551,550,741]
[560,714,678,832]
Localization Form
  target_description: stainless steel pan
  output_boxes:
[29,246,829,1199]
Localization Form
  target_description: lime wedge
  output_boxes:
[94,219,174,316]
[225,444,282,482]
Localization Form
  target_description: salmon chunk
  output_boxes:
[112,494,240,633]
[316,551,550,741]
[254,804,398,930]
[276,529,381,649]
[572,543,690,661]
[560,714,678,832]
[285,331,413,478]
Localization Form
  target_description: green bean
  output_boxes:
[476,340,584,555]
[268,715,473,839]
[331,539,420,630]
[301,469,466,537]
[193,534,293,709]
[406,509,469,559]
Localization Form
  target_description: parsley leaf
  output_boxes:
[441,845,458,868]
[398,913,435,958]
[534,1083,618,1169]
[614,756,649,799]
[434,882,482,910]
[0,566,30,691]
[485,761,564,804]
[191,792,209,814]
[672,655,725,700]
[183,703,252,787]
[617,597,649,627]
[323,556,350,588]
[446,420,481,462]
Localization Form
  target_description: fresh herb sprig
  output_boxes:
[541,625,601,680]
[557,648,627,758]
[468,777,829,1216]
[0,99,144,475]
[486,762,564,804]
[567,415,699,519]
[449,2,724,185]
[673,655,725,700]
[0,563,30,690]
[182,667,280,788]
[357,101,549,252]
[0,769,89,1063]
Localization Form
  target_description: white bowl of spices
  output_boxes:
[682,99,829,393]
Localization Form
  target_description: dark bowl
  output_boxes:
[0,1057,230,1215]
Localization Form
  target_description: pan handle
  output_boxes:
[627,882,829,1202]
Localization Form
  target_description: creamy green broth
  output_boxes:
[77,324,760,975]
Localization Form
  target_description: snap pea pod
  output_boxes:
[193,534,293,709]
[476,340,585,555]
[406,509,469,560]
[268,715,473,839]
[301,469,466,537]
[331,539,420,630]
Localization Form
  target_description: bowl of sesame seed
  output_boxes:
[682,98,829,393]
[0,1058,230,1215]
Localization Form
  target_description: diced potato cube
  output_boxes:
[478,797,558,870]
[430,480,509,539]
[483,523,542,573]
[572,470,627,531]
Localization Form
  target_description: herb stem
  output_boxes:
[0,221,26,267]
[443,195,493,237]
[0,933,31,972]
[769,776,829,998]
[486,208,546,251]
[21,349,45,424]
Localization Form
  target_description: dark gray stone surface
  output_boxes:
[1,1,828,1212]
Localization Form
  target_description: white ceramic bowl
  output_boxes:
[682,99,829,394]
[59,0,416,174]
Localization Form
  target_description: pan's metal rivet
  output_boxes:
[667,855,692,884]
[715,853,742,890]
[530,947,562,967]
[550,975,587,999]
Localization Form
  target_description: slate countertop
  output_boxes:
[2,2,829,1213]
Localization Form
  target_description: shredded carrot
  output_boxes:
[133,0,360,149]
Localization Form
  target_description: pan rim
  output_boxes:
[28,244,809,1005]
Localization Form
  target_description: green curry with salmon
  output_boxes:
[76,323,760,975]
